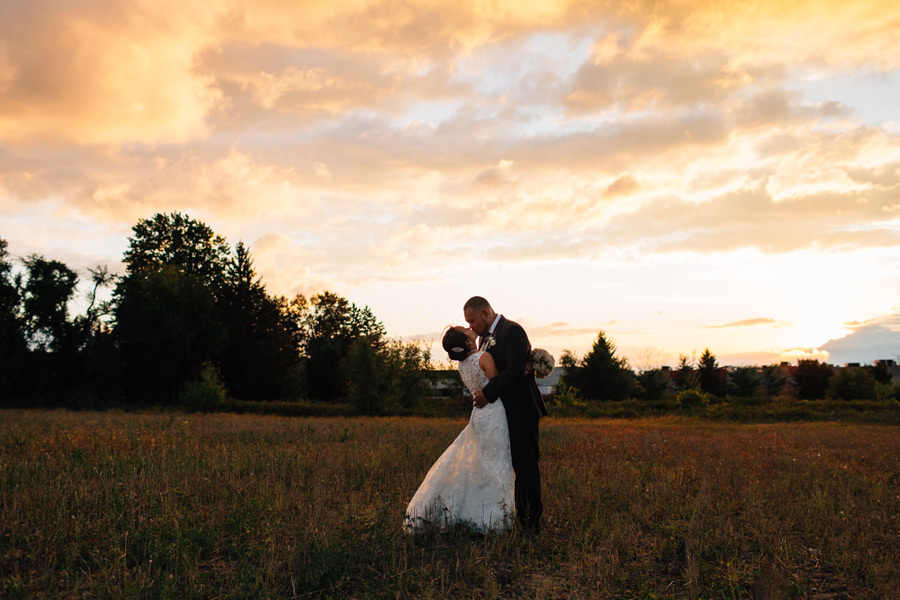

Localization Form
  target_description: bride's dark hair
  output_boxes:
[442,327,470,361]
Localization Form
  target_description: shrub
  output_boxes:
[184,362,227,409]
[677,388,709,410]
[827,368,877,401]
[875,382,899,403]
[552,379,584,407]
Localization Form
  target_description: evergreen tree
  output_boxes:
[697,348,723,396]
[219,242,300,400]
[673,353,698,391]
[564,331,634,402]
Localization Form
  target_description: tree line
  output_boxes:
[0,213,430,413]
[4,215,896,414]
[557,332,900,407]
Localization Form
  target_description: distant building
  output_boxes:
[875,359,900,384]
[425,369,464,398]
[537,368,565,396]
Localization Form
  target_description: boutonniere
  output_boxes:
[483,336,496,350]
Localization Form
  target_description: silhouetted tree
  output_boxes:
[697,348,724,396]
[635,368,671,401]
[0,238,25,401]
[71,265,119,402]
[864,364,892,385]
[558,350,578,371]
[114,266,226,403]
[114,213,236,403]
[673,353,698,391]
[301,291,386,401]
[17,255,81,402]
[20,255,78,353]
[794,359,833,400]
[123,212,231,293]
[563,331,634,402]
[827,367,877,401]
[726,366,764,399]
[761,364,790,398]
[380,338,432,411]
[219,242,301,400]
[346,338,385,415]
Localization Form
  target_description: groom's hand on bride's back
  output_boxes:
[473,389,488,408]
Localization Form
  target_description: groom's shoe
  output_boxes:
[517,518,541,536]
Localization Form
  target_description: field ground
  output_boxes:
[1,410,898,598]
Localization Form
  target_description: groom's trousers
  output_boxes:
[509,417,542,532]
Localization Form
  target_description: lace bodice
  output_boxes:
[458,351,489,395]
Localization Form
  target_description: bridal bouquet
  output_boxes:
[527,348,555,378]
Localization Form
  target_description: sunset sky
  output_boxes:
[2,0,900,368]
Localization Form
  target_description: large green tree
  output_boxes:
[563,331,634,402]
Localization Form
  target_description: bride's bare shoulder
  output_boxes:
[478,351,498,378]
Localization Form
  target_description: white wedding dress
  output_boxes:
[404,351,515,533]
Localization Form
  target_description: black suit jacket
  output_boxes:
[481,316,549,423]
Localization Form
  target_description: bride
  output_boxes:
[404,326,515,533]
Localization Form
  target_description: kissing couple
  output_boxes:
[404,296,550,535]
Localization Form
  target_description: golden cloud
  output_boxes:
[0,2,224,144]
[707,318,790,329]
[2,0,900,287]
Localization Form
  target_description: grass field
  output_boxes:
[1,410,898,599]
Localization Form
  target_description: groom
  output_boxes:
[465,296,548,534]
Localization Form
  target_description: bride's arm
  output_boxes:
[479,351,499,380]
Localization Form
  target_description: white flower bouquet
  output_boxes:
[527,348,555,378]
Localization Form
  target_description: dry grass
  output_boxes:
[1,410,898,598]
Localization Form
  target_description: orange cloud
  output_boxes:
[707,318,790,329]
[0,2,224,144]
